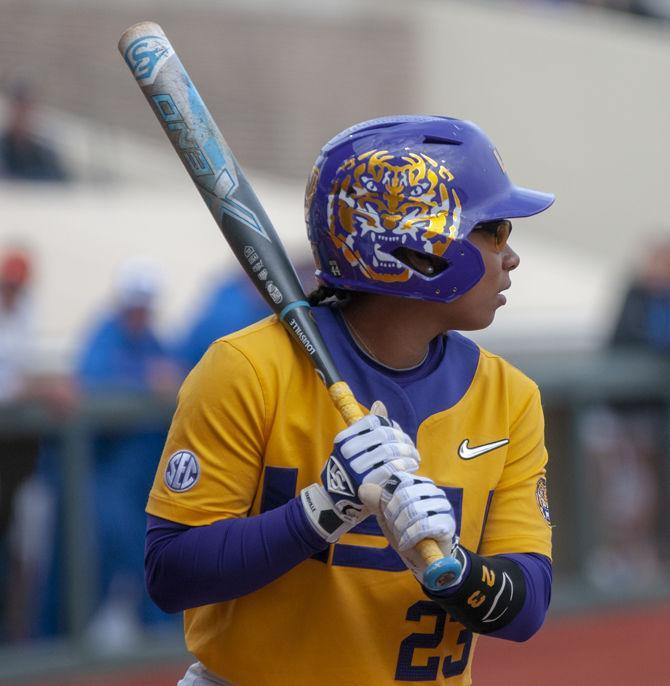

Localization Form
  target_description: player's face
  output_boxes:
[437,221,519,331]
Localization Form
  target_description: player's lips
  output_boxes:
[496,283,511,305]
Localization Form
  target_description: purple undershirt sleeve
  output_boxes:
[144,497,328,613]
[489,553,552,642]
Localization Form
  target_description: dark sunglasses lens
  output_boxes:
[494,221,512,249]
[474,220,512,250]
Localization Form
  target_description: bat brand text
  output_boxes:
[152,94,213,177]
[288,317,316,355]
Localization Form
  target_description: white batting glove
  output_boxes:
[301,403,420,543]
[376,472,464,586]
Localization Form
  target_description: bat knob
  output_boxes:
[423,556,462,592]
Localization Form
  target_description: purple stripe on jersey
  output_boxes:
[312,306,480,441]
[144,498,327,613]
[490,553,552,642]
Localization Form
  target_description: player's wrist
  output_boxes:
[300,483,363,543]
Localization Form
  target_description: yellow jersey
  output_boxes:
[147,306,551,685]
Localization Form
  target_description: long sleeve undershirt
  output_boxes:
[144,499,327,613]
[493,553,552,641]
[145,502,551,641]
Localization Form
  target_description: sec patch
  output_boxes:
[164,450,200,492]
[536,476,551,525]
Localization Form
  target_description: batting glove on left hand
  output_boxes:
[301,404,420,543]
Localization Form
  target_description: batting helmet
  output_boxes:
[305,115,554,303]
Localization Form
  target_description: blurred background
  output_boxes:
[0,0,668,683]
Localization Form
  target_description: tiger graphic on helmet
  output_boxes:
[305,116,554,303]
[326,150,461,283]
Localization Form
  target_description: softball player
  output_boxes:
[145,115,554,685]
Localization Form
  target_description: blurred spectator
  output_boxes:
[0,249,34,402]
[0,247,73,642]
[581,239,670,593]
[176,259,317,373]
[0,81,70,182]
[175,271,271,372]
[581,407,662,592]
[0,248,40,643]
[612,238,670,350]
[0,247,75,408]
[78,257,180,394]
[75,257,181,649]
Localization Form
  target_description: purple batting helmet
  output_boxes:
[305,115,554,303]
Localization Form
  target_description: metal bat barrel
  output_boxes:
[118,21,460,590]
[118,22,340,385]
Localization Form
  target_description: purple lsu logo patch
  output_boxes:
[164,450,200,492]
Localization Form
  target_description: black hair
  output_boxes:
[306,285,351,307]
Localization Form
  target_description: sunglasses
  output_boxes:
[472,220,513,252]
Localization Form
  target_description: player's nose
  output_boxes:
[503,245,520,271]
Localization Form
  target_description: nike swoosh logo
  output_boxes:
[458,438,509,460]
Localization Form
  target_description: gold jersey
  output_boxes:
[147,307,552,685]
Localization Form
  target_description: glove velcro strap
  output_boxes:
[426,549,526,634]
[300,484,363,544]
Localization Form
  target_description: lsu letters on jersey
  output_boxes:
[147,305,552,686]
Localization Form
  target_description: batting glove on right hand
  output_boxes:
[376,472,464,587]
[301,406,420,543]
